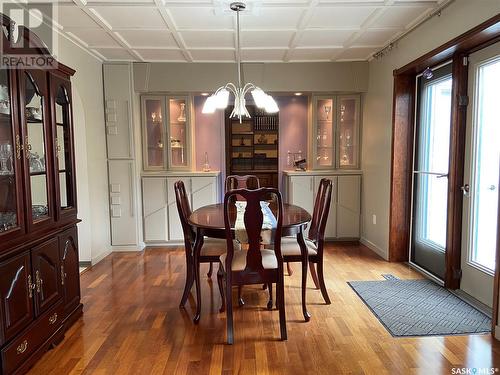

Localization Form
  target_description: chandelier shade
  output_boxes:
[201,2,278,122]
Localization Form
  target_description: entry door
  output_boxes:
[460,43,500,307]
[410,63,453,281]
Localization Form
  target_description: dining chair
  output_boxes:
[267,178,333,305]
[175,180,240,309]
[203,175,260,280]
[217,187,287,344]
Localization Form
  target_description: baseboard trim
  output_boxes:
[110,244,146,252]
[495,325,500,341]
[91,249,112,266]
[360,237,388,260]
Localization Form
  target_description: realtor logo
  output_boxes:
[1,1,58,69]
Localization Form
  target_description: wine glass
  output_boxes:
[0,143,12,175]
[324,105,331,121]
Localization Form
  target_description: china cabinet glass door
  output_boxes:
[0,70,24,238]
[142,96,166,170]
[22,71,53,230]
[168,97,189,169]
[53,79,76,219]
[337,95,360,169]
[313,97,335,169]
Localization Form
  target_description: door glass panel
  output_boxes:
[469,57,500,272]
[410,64,452,280]
[169,98,187,167]
[315,98,334,167]
[56,86,73,209]
[339,97,359,168]
[144,98,164,168]
[0,70,19,233]
[25,73,48,221]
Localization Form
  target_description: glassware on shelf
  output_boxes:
[203,152,211,172]
[28,151,45,173]
[0,143,13,175]
[177,103,186,122]
[0,211,16,232]
[324,105,331,121]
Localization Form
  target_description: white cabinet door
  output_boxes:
[103,64,134,159]
[314,176,337,239]
[191,177,218,210]
[108,160,138,246]
[336,175,361,238]
[142,178,168,242]
[288,176,314,237]
[288,176,314,215]
[167,177,191,241]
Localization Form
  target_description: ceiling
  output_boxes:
[45,0,445,62]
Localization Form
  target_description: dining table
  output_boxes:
[187,202,312,323]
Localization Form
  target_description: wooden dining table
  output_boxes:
[187,202,312,323]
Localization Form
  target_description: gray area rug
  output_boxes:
[348,275,491,337]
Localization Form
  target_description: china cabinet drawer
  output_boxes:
[1,301,63,375]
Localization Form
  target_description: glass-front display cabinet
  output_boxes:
[20,70,54,231]
[0,69,24,240]
[51,75,77,223]
[312,94,360,169]
[141,95,191,171]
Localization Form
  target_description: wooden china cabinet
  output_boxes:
[0,14,82,374]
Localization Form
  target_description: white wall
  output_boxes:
[54,34,110,264]
[361,0,500,259]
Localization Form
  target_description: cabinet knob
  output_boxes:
[15,134,22,160]
[27,274,35,298]
[35,270,43,293]
[61,265,65,285]
[16,340,28,355]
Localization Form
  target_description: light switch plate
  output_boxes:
[106,99,116,109]
[106,113,117,122]
[110,184,121,193]
[111,196,121,205]
[111,206,121,218]
[107,126,118,135]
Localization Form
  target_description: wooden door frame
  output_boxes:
[388,14,500,320]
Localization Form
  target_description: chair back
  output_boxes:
[308,178,333,245]
[174,180,194,246]
[223,188,283,273]
[225,175,260,192]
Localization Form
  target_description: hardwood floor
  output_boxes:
[28,243,500,374]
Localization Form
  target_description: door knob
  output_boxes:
[488,185,496,191]
[460,184,470,196]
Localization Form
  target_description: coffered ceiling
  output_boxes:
[45,0,446,62]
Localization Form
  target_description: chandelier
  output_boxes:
[202,1,278,122]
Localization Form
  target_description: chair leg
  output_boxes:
[238,286,244,306]
[317,259,331,305]
[309,262,320,290]
[267,283,273,310]
[262,284,267,290]
[217,265,225,313]
[277,277,287,341]
[287,262,293,276]
[207,262,213,278]
[226,277,234,345]
[193,253,202,324]
[179,252,194,308]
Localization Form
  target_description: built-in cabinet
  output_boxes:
[142,173,220,243]
[0,14,81,374]
[286,171,361,239]
[312,95,361,170]
[142,96,191,171]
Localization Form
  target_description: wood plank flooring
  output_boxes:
[28,243,500,374]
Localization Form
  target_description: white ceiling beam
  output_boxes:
[153,0,193,62]
[283,0,319,62]
[71,0,143,61]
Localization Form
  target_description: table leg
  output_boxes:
[193,230,204,324]
[297,228,311,322]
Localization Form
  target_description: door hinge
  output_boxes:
[454,269,462,280]
[459,95,468,106]
[463,56,468,66]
